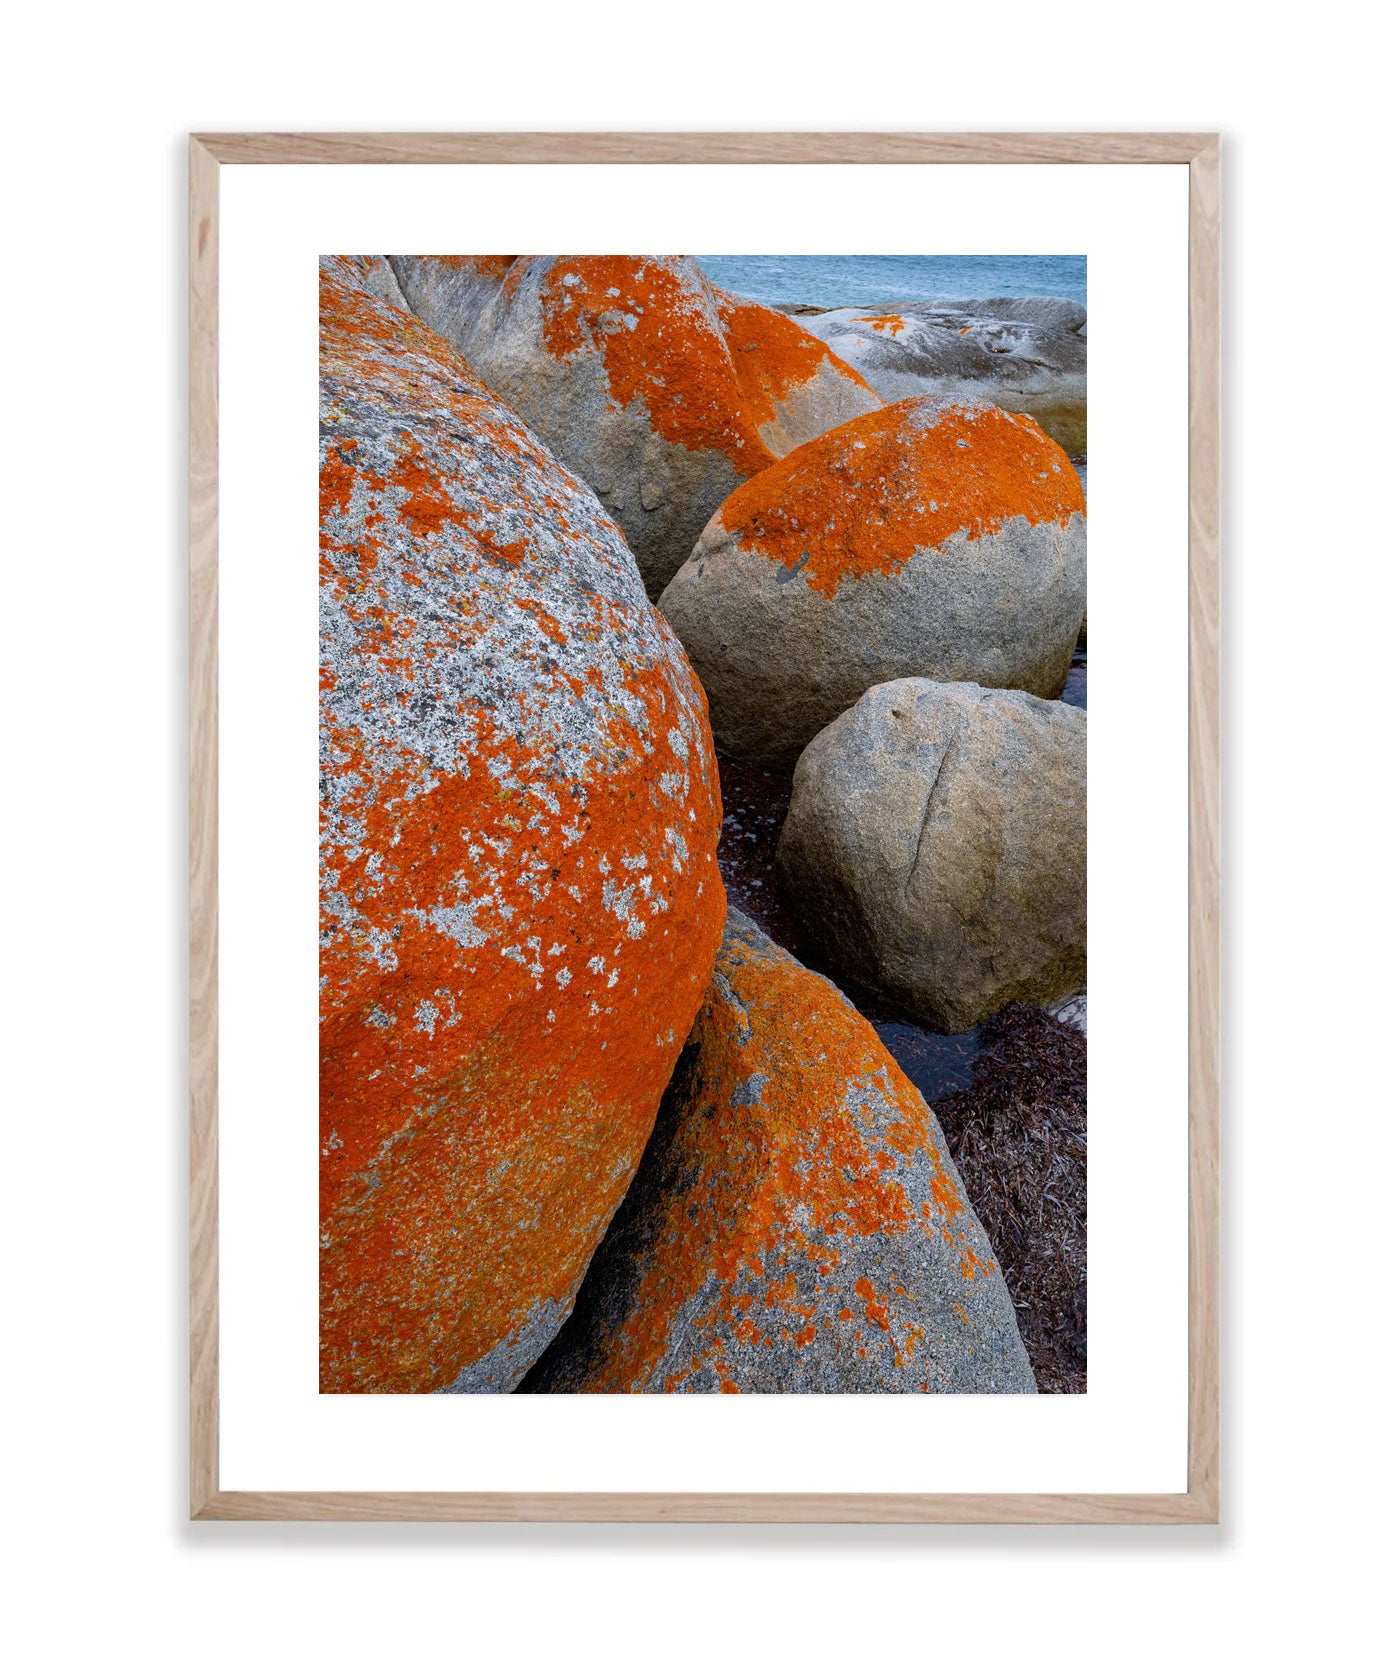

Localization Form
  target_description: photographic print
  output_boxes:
[318,250,1089,1398]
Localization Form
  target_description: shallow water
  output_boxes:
[1061,640,1088,710]
[698,253,1088,311]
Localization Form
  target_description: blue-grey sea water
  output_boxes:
[697,253,1086,310]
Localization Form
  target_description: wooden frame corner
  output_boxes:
[189,131,1220,1525]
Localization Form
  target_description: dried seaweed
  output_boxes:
[935,1005,1088,1393]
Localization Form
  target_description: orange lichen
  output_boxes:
[853,1277,891,1332]
[533,257,873,476]
[318,257,726,1392]
[715,291,876,429]
[717,395,1085,598]
[860,313,905,335]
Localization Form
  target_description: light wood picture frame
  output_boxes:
[189,130,1220,1523]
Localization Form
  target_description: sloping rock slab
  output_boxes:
[803,296,1086,454]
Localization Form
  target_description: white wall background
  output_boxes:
[5,4,1393,1675]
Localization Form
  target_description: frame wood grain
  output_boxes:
[190,131,1220,1523]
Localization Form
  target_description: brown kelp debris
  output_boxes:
[934,1004,1087,1393]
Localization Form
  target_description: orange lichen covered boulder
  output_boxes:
[318,256,726,1393]
[523,910,1035,1393]
[385,255,883,597]
[658,395,1086,766]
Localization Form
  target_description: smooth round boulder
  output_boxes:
[802,295,1087,454]
[318,256,727,1393]
[524,909,1035,1393]
[659,396,1086,767]
[385,254,883,597]
[777,679,1086,1034]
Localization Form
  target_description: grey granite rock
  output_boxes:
[777,680,1087,1033]
[802,295,1087,454]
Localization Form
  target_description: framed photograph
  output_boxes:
[190,131,1219,1522]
